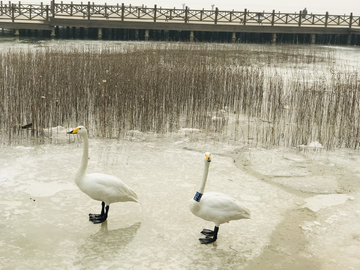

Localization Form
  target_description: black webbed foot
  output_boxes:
[89,214,107,224]
[201,229,215,236]
[88,203,109,224]
[198,226,219,244]
[89,213,102,218]
[199,237,217,244]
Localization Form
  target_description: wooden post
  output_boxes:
[145,29,149,41]
[121,3,124,21]
[311,34,316,44]
[214,7,218,24]
[349,12,353,28]
[272,33,276,44]
[184,6,188,23]
[51,0,54,18]
[325,12,328,27]
[190,31,194,42]
[299,11,302,27]
[11,3,14,22]
[271,10,275,26]
[87,1,90,20]
[154,4,156,22]
[243,8,247,25]
[232,32,236,43]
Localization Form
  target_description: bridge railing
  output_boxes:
[0,2,50,21]
[0,1,359,29]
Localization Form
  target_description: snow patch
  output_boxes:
[302,194,349,212]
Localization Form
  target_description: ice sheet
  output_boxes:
[0,133,359,269]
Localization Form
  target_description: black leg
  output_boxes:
[199,226,219,244]
[89,201,105,219]
[89,202,109,224]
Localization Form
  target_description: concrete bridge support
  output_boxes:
[50,27,55,38]
[98,28,102,40]
[145,29,149,41]
[14,29,19,37]
[347,34,352,45]
[190,31,194,42]
[311,34,316,44]
[232,32,236,43]
[272,33,276,44]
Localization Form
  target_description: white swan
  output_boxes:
[68,126,138,224]
[189,152,251,244]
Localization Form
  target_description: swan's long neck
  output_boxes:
[193,160,210,202]
[75,133,89,184]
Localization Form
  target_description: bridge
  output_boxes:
[0,1,359,44]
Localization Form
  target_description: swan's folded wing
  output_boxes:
[200,192,250,221]
[83,173,138,203]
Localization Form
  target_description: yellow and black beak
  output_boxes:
[67,127,79,134]
[206,154,211,162]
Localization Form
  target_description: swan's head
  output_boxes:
[205,152,211,162]
[67,126,87,136]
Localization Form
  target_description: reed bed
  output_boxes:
[0,42,358,149]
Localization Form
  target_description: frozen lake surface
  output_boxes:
[0,39,359,269]
[1,130,360,269]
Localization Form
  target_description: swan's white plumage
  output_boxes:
[79,173,138,206]
[69,126,138,208]
[189,152,250,237]
[190,192,250,227]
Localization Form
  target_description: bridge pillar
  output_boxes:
[190,31,194,42]
[98,28,102,40]
[311,34,316,44]
[145,29,149,41]
[271,33,276,44]
[347,34,352,45]
[14,29,20,37]
[50,27,56,38]
[232,32,236,43]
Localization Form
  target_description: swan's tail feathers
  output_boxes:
[243,207,251,219]
[130,189,140,203]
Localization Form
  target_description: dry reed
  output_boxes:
[0,42,358,149]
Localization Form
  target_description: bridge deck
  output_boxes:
[0,1,358,37]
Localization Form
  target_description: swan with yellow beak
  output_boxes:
[68,126,138,224]
[189,152,250,244]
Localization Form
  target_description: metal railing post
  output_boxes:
[299,11,302,26]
